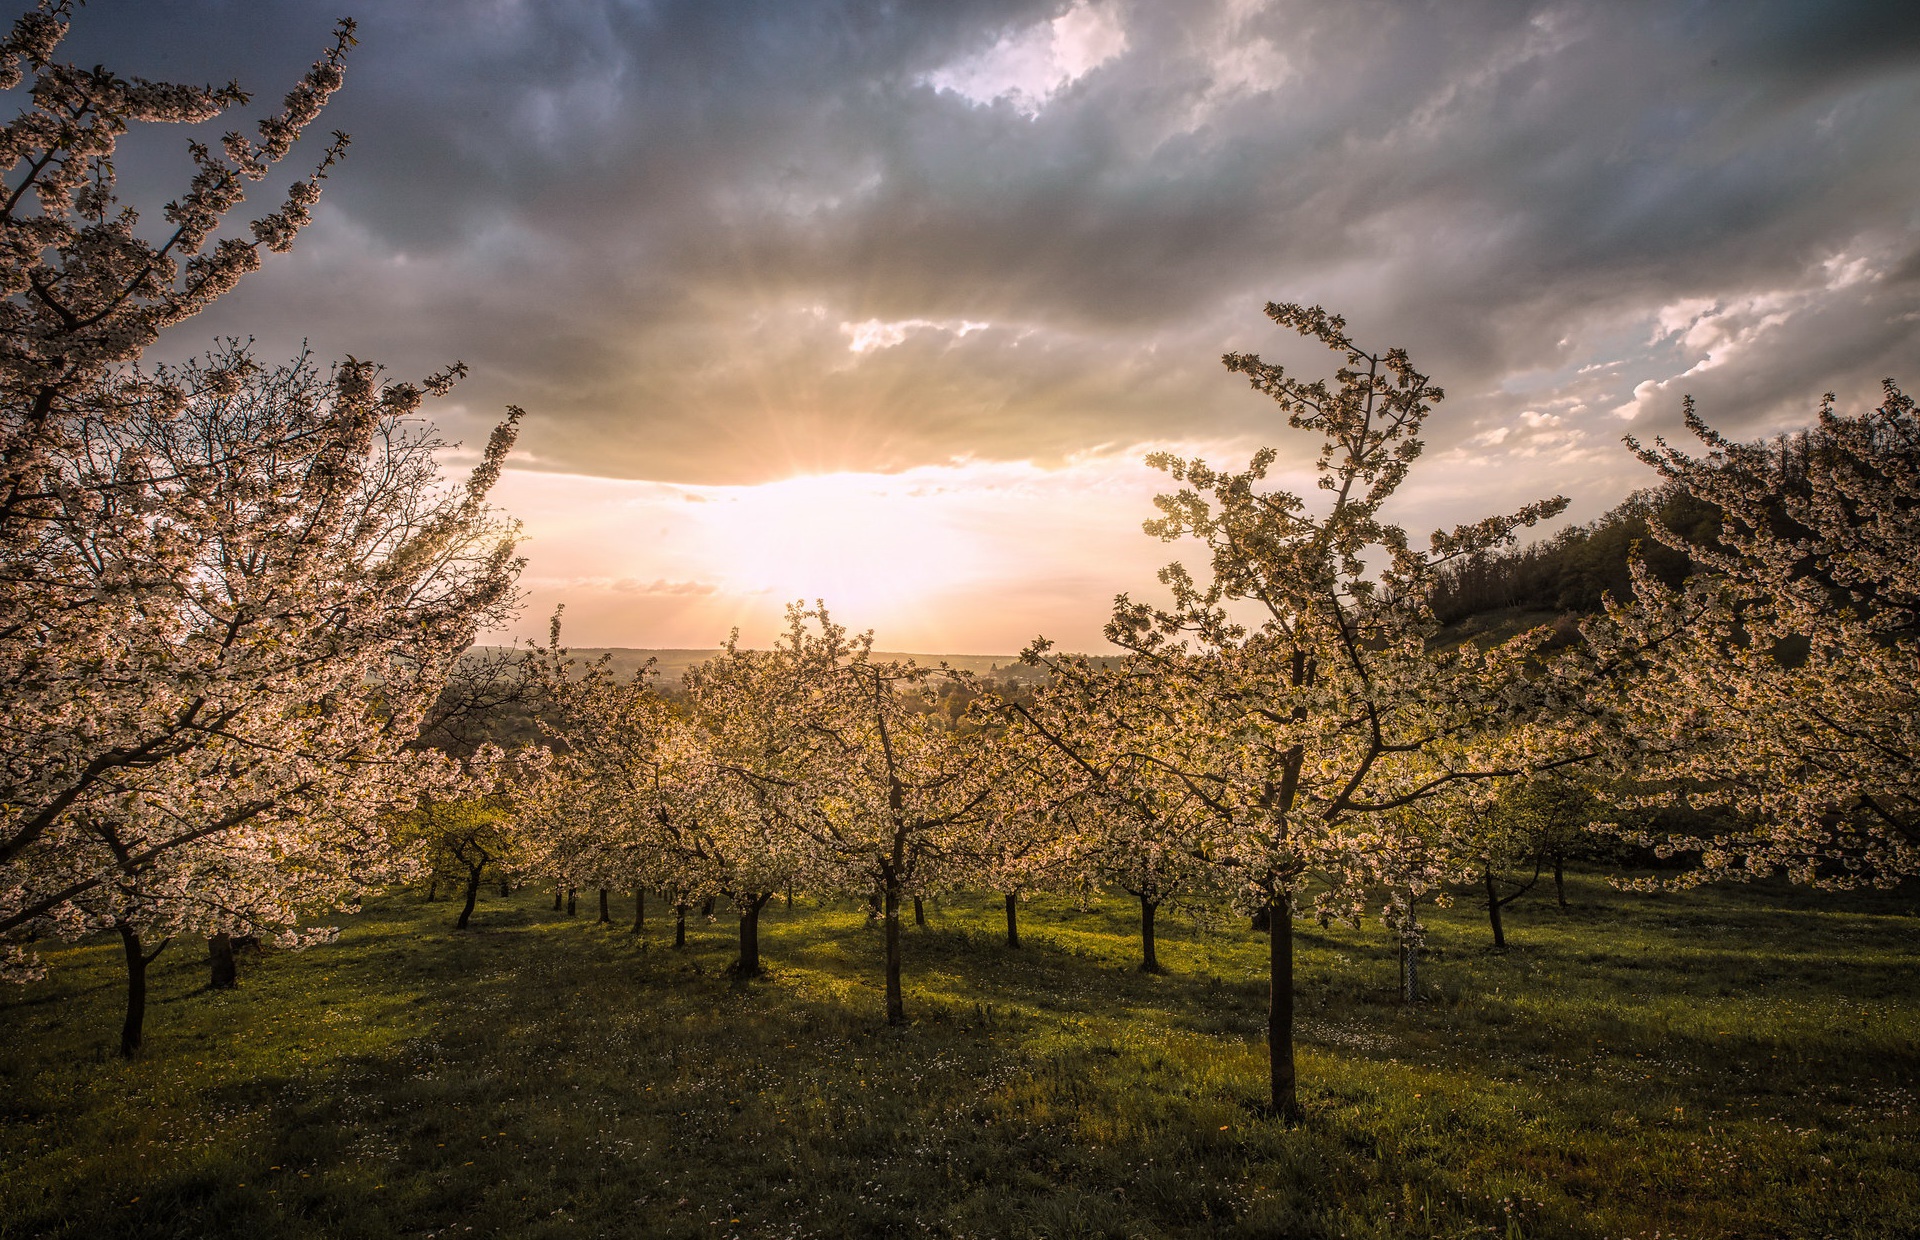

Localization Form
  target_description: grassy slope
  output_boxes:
[1,878,1914,1240]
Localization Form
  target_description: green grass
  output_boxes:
[2,875,1915,1239]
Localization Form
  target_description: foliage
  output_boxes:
[1595,382,1920,887]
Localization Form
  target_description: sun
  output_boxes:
[694,471,994,629]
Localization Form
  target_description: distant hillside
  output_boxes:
[467,647,1048,687]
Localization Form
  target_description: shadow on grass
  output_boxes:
[4,880,1917,1239]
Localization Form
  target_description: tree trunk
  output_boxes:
[597,887,611,924]
[700,895,715,918]
[1485,867,1507,949]
[632,885,645,933]
[734,892,772,977]
[913,896,926,927]
[566,887,577,917]
[208,933,237,990]
[1400,935,1418,1004]
[867,890,882,922]
[552,884,562,911]
[883,882,905,1026]
[498,876,511,897]
[1139,895,1161,973]
[674,903,687,948]
[1003,891,1020,949]
[1553,855,1568,909]
[426,877,438,902]
[456,863,483,930]
[1267,891,1298,1120]
[116,923,167,1059]
[785,880,793,911]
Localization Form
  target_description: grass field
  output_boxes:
[2,875,1914,1239]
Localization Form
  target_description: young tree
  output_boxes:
[1598,383,1920,887]
[1366,804,1461,1004]
[1001,650,1216,973]
[411,649,543,932]
[684,634,833,978]
[765,605,999,1025]
[515,638,712,949]
[1096,302,1571,1118]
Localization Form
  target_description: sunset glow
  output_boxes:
[493,448,1232,652]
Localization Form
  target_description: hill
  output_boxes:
[468,647,1051,687]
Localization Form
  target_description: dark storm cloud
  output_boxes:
[52,0,1920,502]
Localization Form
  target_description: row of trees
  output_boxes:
[0,5,524,1054]
[3,3,1910,1129]
[486,304,1917,1121]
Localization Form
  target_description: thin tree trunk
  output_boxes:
[883,882,905,1026]
[597,887,611,924]
[498,876,511,897]
[913,896,926,927]
[116,922,167,1059]
[552,884,562,911]
[1267,890,1298,1120]
[208,933,237,990]
[566,887,577,917]
[632,885,645,933]
[867,890,882,923]
[674,903,687,948]
[1485,867,1507,949]
[1003,892,1020,949]
[426,878,438,902]
[1553,855,1568,909]
[456,863,483,930]
[1139,895,1161,973]
[1400,935,1418,1004]
[701,896,715,918]
[785,880,793,911]
[735,892,772,977]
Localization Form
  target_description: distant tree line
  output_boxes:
[1429,484,1719,623]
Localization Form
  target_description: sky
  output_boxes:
[52,0,1920,652]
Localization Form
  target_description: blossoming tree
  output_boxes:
[3,346,520,1053]
[1597,383,1920,887]
[0,1,367,1004]
[757,605,1001,1024]
[1001,648,1218,973]
[1096,302,1572,1117]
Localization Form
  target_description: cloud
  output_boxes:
[924,0,1128,115]
[840,317,990,353]
[54,0,1920,620]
